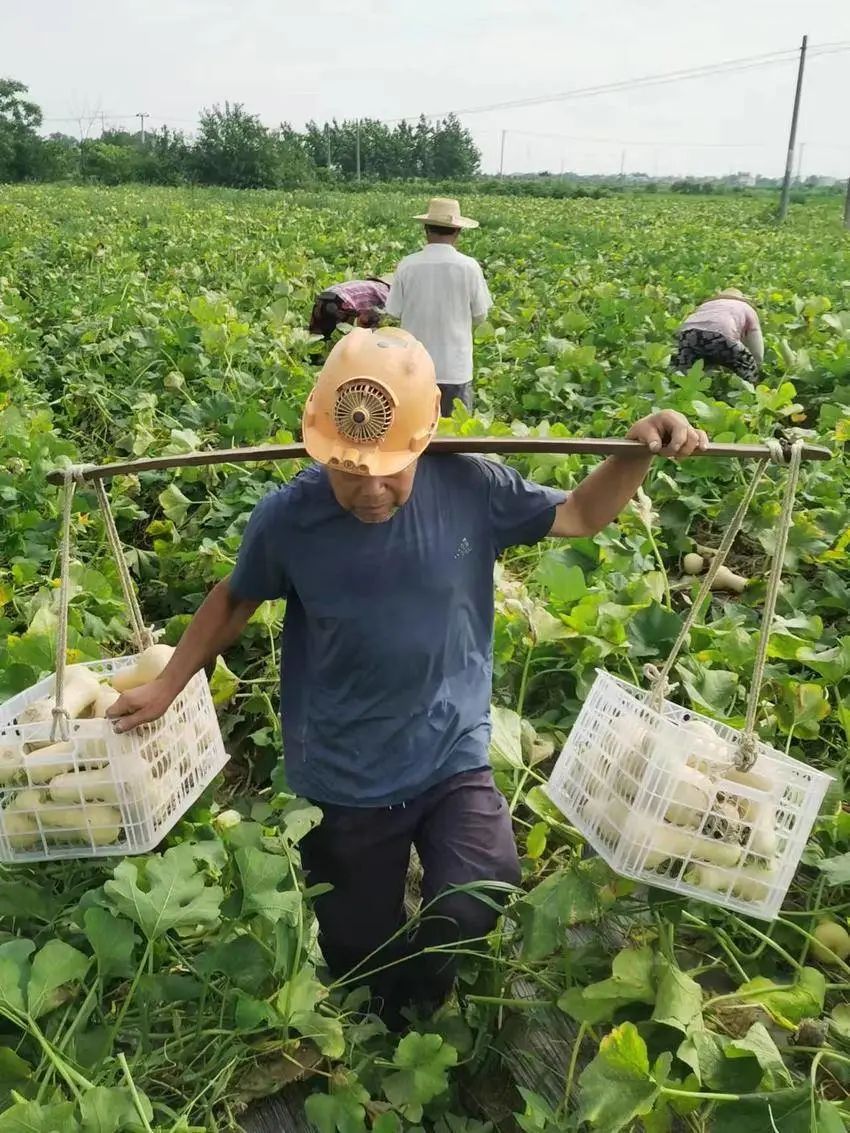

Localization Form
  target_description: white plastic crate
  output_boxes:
[546,671,831,920]
[0,655,228,863]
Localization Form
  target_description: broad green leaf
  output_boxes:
[726,1022,792,1087]
[196,935,272,994]
[0,939,34,1015]
[372,1115,403,1133]
[158,483,192,525]
[304,1072,369,1133]
[578,1022,662,1132]
[277,800,324,847]
[27,940,90,1018]
[79,1085,153,1133]
[533,554,587,606]
[559,945,655,1025]
[489,704,524,770]
[210,655,240,706]
[677,664,739,718]
[516,863,603,961]
[715,1086,812,1132]
[815,851,850,886]
[0,1100,79,1132]
[382,1032,458,1123]
[733,967,825,1028]
[651,959,703,1033]
[104,845,224,939]
[83,908,138,981]
[0,1047,32,1108]
[830,1002,850,1039]
[628,604,683,660]
[236,846,302,924]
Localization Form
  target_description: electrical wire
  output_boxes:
[385,40,850,122]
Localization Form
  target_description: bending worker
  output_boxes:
[309,275,393,339]
[672,287,764,381]
[109,327,708,1025]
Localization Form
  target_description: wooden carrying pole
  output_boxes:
[47,436,832,486]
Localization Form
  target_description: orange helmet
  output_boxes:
[302,327,440,476]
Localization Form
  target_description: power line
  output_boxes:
[386,40,850,122]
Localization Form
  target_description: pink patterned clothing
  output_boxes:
[327,279,390,314]
[681,299,764,363]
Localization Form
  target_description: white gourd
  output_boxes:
[0,746,23,786]
[665,764,712,828]
[111,644,174,693]
[22,741,77,785]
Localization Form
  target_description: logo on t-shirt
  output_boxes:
[454,537,472,560]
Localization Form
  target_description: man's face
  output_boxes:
[326,461,418,523]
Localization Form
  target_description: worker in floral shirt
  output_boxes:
[309,275,393,339]
[109,328,708,1028]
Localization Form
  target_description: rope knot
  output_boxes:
[736,733,759,772]
[50,704,71,743]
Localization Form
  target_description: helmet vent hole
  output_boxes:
[333,381,394,444]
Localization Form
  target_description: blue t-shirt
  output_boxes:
[229,455,565,807]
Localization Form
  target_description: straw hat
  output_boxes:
[369,273,394,287]
[413,197,478,229]
[714,288,749,302]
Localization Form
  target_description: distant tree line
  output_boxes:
[0,79,480,188]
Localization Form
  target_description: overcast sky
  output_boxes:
[6,0,849,178]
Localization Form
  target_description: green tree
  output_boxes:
[192,103,283,188]
[430,113,479,178]
[0,78,43,181]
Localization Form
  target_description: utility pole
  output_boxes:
[796,141,805,183]
[620,149,626,180]
[499,129,506,176]
[844,177,850,229]
[136,112,149,144]
[355,119,361,183]
[777,35,808,222]
[325,124,331,170]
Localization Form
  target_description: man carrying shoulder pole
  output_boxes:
[108,327,708,1027]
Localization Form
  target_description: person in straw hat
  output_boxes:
[672,287,764,381]
[385,197,491,416]
[308,274,394,340]
[108,326,708,1027]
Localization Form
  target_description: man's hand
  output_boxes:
[626,411,709,459]
[107,678,177,734]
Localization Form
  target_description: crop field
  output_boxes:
[1,184,850,1131]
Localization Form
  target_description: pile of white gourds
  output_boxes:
[0,645,174,851]
[582,712,781,903]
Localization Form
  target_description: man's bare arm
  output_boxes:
[549,411,708,538]
[108,579,260,732]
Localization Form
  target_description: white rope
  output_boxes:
[648,458,769,708]
[50,467,87,741]
[737,439,804,770]
[93,479,154,651]
[648,437,805,772]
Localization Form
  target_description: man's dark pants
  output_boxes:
[438,382,474,417]
[301,768,520,1017]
